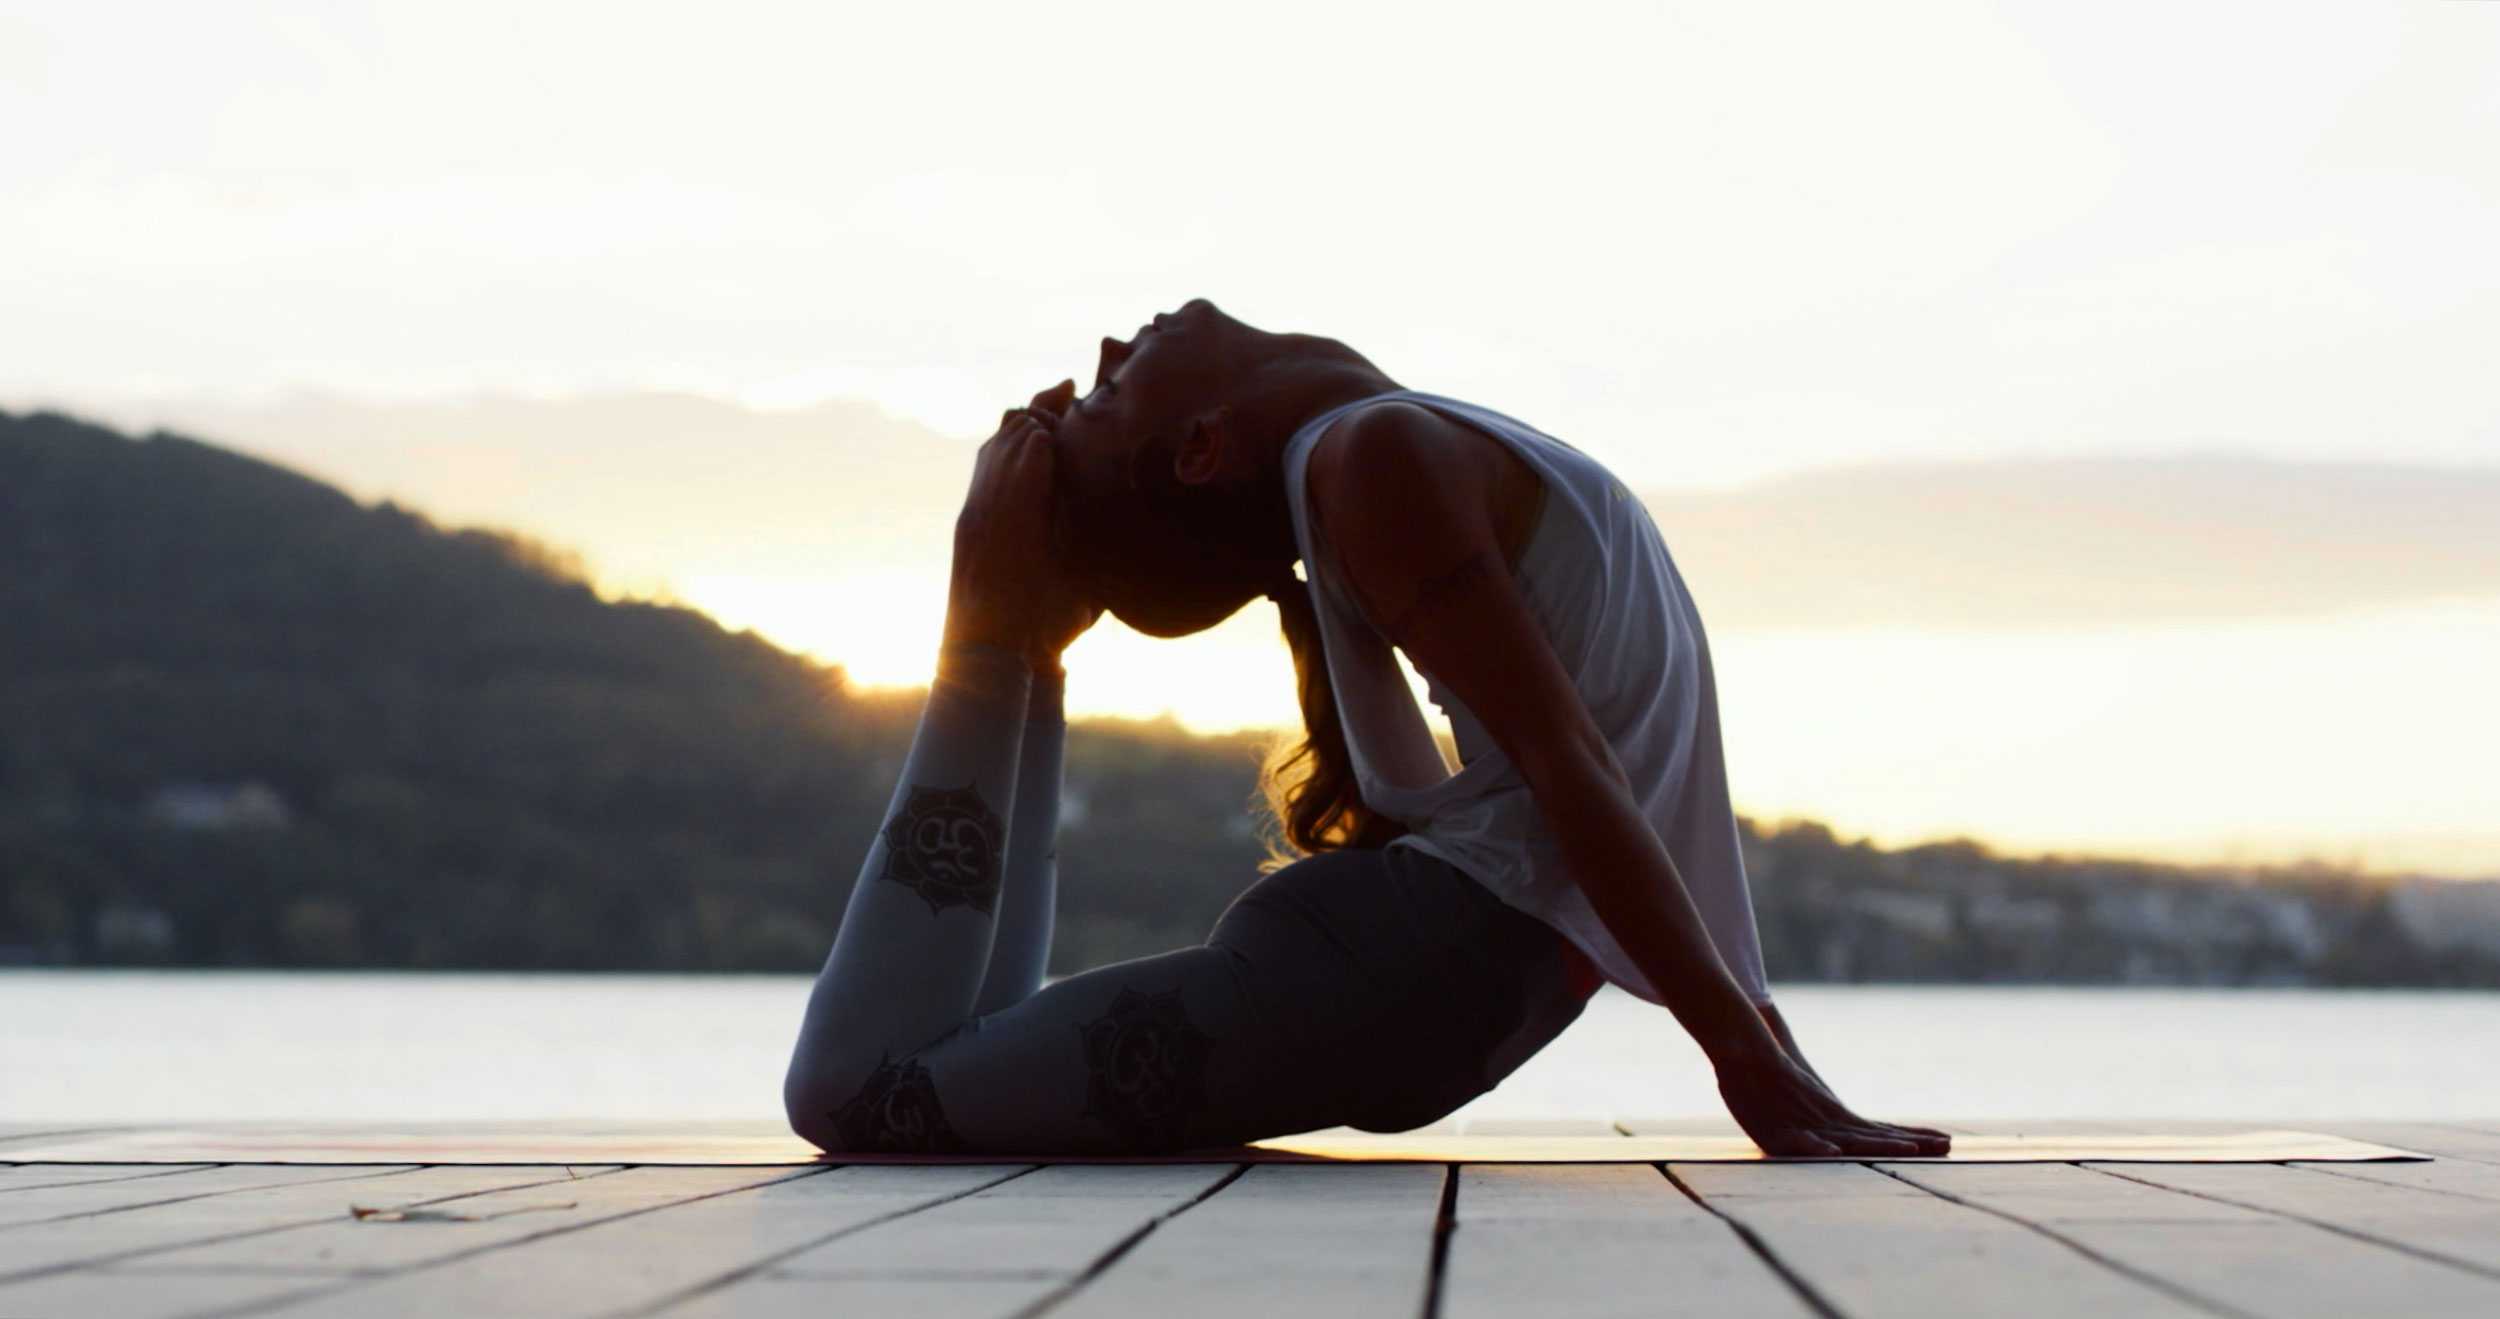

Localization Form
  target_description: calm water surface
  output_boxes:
[3,972,2494,1124]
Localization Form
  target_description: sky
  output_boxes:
[6,0,2498,873]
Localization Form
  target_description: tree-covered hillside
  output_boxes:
[0,410,1270,971]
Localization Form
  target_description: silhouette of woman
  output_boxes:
[783,300,1948,1157]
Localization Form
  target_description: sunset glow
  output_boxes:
[7,0,2496,877]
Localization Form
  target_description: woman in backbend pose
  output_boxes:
[783,300,1948,1158]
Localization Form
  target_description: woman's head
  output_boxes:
[1048,299,1310,636]
[1046,300,1405,858]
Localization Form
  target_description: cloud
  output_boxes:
[134,392,974,592]
[127,394,2500,636]
[1648,456,2500,631]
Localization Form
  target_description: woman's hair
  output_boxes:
[1057,481,1402,862]
[1261,578,1405,861]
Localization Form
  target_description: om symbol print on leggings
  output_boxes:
[880,783,1005,916]
[1079,986,1215,1150]
[831,1056,964,1153]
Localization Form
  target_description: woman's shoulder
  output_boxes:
[1302,397,1465,495]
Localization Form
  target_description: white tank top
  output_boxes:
[1280,390,1771,1005]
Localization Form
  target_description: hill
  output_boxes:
[0,410,1270,971]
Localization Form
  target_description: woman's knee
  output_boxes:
[787,1043,977,1156]
[782,1060,851,1152]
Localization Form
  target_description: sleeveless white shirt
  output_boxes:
[1280,390,1771,1005]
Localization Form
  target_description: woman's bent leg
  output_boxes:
[795,848,1589,1155]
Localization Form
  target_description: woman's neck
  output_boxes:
[1232,352,1402,475]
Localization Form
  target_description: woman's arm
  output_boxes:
[973,663,1066,1014]
[962,380,1094,1015]
[1309,403,1945,1157]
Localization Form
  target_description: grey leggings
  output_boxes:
[783,644,1590,1155]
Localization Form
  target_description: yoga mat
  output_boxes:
[0,1124,2425,1165]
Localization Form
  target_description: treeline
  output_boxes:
[1743,823,2500,989]
[3,409,2492,986]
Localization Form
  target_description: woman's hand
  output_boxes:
[1714,1043,1952,1157]
[944,381,1101,671]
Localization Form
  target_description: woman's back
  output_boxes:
[1281,391,1768,1005]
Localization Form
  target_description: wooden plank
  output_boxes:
[2296,1158,2500,1204]
[0,1264,330,1319]
[1880,1163,2272,1225]
[0,1165,408,1234]
[766,1164,1230,1277]
[1050,1163,1443,1319]
[1669,1162,2211,1318]
[0,1166,569,1287]
[118,1166,649,1279]
[2096,1162,2500,1277]
[663,1276,1047,1318]
[235,1165,1025,1318]
[2052,1222,2500,1319]
[0,1167,693,1319]
[1440,1164,1813,1319]
[0,1165,215,1196]
[664,1165,1234,1319]
[112,1166,823,1308]
[1888,1161,2500,1318]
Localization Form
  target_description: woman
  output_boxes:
[783,300,1948,1158]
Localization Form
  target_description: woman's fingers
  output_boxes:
[1765,1128,1841,1157]
[1721,1050,1954,1159]
[947,405,1072,654]
[994,382,1072,439]
[971,417,1053,494]
[1814,1099,1951,1153]
[986,412,1049,451]
[1776,1079,1952,1158]
[1874,1122,1953,1152]
[1835,1128,1929,1157]
[1027,379,1076,419]
[1835,1118,1950,1156]
[963,412,1057,528]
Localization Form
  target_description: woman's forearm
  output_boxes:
[1519,743,1779,1065]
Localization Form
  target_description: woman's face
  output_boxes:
[1050,300,1281,637]
[1052,299,1238,468]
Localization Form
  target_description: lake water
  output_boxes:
[4,972,2495,1125]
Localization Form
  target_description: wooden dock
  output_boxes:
[3,1120,2497,1318]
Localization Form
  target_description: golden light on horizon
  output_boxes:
[682,559,2500,879]
[682,569,1307,734]
[1711,598,2500,877]
[678,568,952,693]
